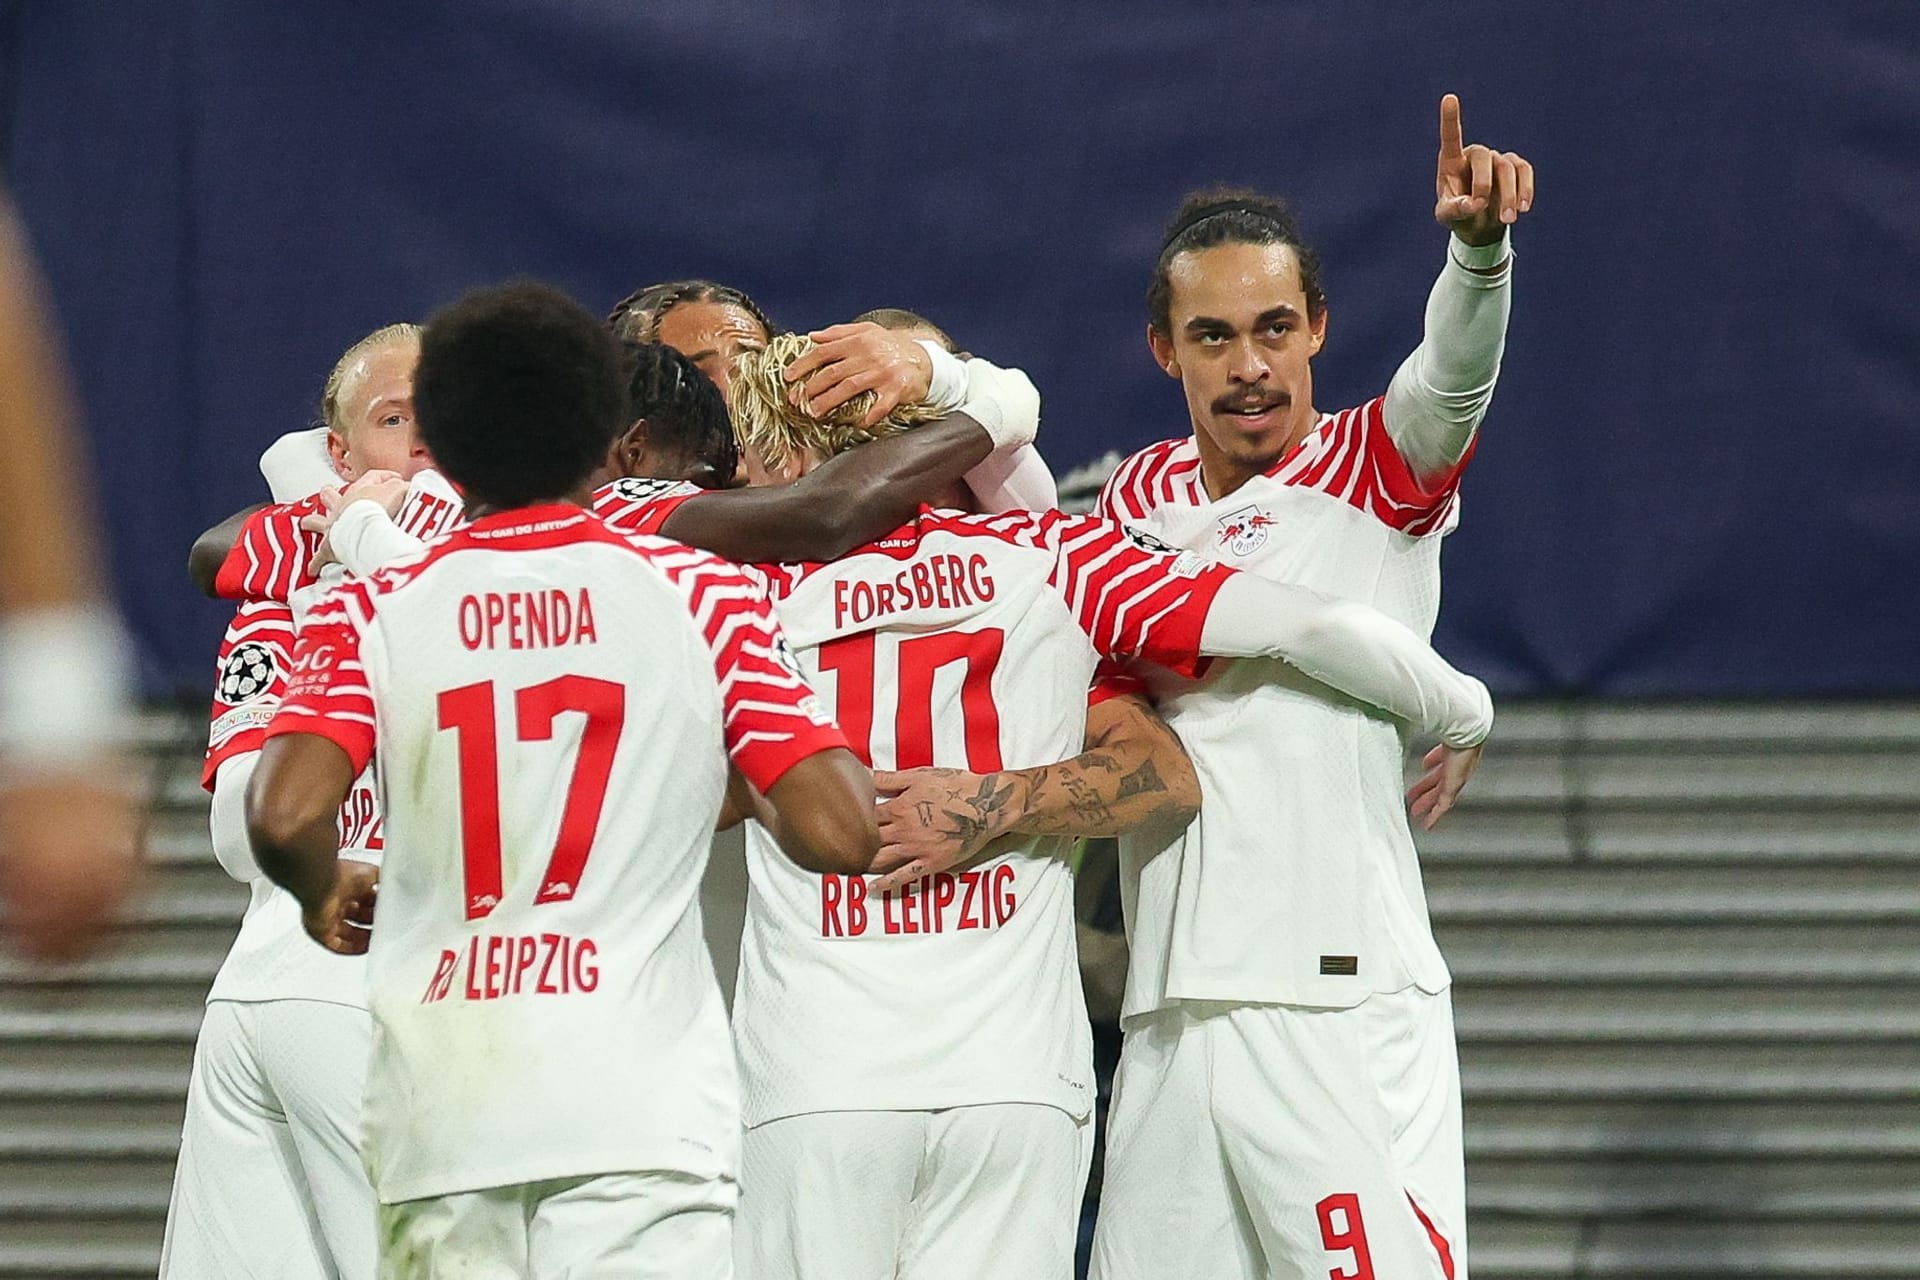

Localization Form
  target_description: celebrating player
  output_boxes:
[717,335,1495,1279]
[160,323,439,1280]
[1082,95,1534,1280]
[246,282,878,1277]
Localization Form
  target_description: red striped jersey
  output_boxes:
[205,599,298,788]
[202,599,372,1008]
[591,476,702,534]
[1097,395,1472,537]
[1091,398,1475,1012]
[214,470,465,602]
[732,506,1232,1127]
[264,503,845,1202]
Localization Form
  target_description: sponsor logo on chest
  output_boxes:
[1215,504,1276,557]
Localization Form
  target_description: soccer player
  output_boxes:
[160,323,439,1280]
[718,335,1495,1280]
[0,190,138,964]
[246,282,877,1278]
[1078,96,1534,1279]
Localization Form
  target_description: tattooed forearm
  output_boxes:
[997,697,1198,839]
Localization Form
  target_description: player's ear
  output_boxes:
[608,421,648,478]
[1308,306,1328,357]
[326,430,353,481]
[1146,325,1180,379]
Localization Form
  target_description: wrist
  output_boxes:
[919,340,968,412]
[1449,228,1512,273]
[1005,770,1040,838]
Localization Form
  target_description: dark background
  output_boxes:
[3,1,1914,697]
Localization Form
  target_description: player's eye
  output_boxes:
[1196,331,1227,346]
[383,414,406,428]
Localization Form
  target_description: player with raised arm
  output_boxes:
[718,337,1494,1280]
[1066,96,1534,1280]
[245,282,877,1278]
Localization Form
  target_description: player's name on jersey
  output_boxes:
[819,866,1017,939]
[456,588,600,652]
[832,553,998,628]
[419,932,601,1004]
[398,489,460,538]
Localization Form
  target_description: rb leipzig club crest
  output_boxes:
[1215,505,1275,557]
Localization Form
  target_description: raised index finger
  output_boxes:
[1438,93,1465,160]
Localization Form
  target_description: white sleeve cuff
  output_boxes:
[1448,230,1513,277]
[329,501,427,577]
[919,341,969,412]
[957,360,1041,452]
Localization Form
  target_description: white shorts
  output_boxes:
[379,1170,735,1279]
[737,1103,1093,1280]
[160,998,377,1280]
[1091,988,1465,1280]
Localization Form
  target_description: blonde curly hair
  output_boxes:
[730,332,943,474]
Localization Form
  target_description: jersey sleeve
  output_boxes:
[262,581,378,775]
[213,497,324,602]
[1309,396,1472,537]
[203,599,297,791]
[1094,455,1146,523]
[593,478,703,536]
[1087,658,1149,707]
[657,550,849,793]
[1048,514,1235,677]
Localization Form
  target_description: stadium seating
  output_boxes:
[1,702,1915,1275]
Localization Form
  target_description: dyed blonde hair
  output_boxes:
[730,332,941,473]
[320,323,421,435]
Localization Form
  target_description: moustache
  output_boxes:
[1212,389,1291,416]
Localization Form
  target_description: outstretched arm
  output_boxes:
[1382,93,1533,480]
[1198,573,1492,748]
[658,412,994,561]
[869,693,1201,890]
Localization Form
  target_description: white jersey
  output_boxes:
[201,473,469,1010]
[1095,395,1472,1012]
[201,599,375,1008]
[733,508,1233,1126]
[267,504,846,1203]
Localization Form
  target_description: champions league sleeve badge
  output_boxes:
[218,641,279,704]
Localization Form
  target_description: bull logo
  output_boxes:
[1215,505,1275,556]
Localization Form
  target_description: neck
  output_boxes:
[1193,410,1317,503]
[463,481,597,522]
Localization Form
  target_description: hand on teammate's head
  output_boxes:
[786,322,934,428]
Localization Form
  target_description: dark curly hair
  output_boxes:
[619,340,737,488]
[1147,186,1326,334]
[605,279,778,347]
[416,281,625,509]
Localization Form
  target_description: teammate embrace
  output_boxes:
[170,94,1533,1280]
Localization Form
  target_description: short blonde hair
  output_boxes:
[730,332,942,474]
[321,323,421,435]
